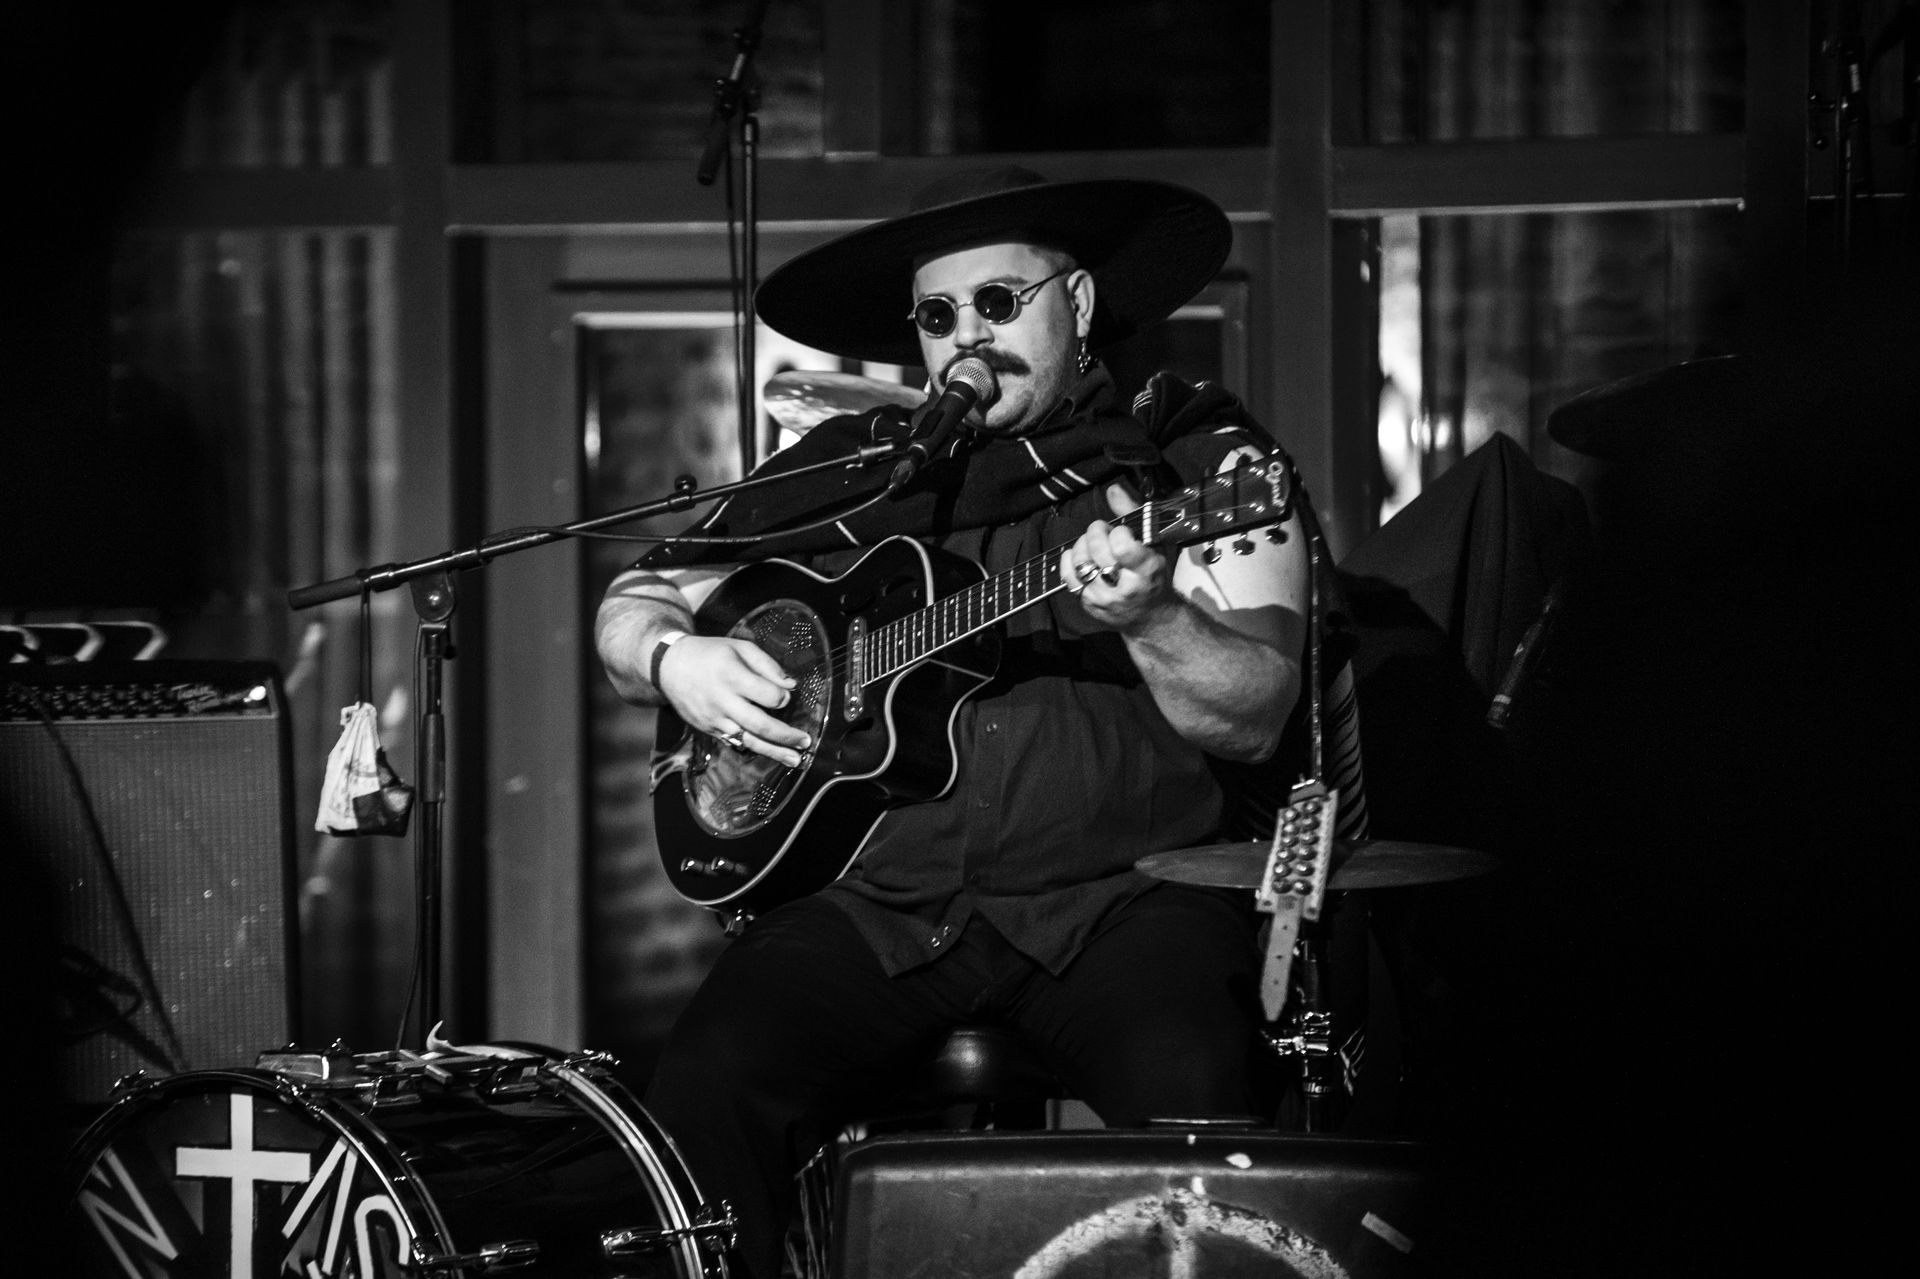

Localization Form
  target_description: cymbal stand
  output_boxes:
[1262,935,1341,1133]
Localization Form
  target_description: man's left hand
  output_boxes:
[1060,483,1177,631]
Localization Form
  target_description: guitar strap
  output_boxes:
[1256,522,1333,1021]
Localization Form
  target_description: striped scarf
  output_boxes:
[640,368,1156,569]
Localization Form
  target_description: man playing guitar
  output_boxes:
[595,167,1320,1279]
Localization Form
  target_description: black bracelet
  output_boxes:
[649,630,689,690]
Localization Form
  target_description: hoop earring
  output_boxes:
[1076,335,1093,375]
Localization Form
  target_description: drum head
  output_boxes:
[65,1051,727,1278]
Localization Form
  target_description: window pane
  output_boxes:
[1102,299,1235,408]
[518,0,824,161]
[108,228,414,1049]
[161,1,396,169]
[907,0,1270,154]
[1373,206,1745,524]
[1348,0,1745,144]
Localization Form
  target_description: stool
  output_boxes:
[867,1024,1065,1132]
[792,1026,1069,1276]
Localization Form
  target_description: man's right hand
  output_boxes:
[657,634,810,768]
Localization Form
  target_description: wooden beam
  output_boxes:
[1269,0,1354,555]
[125,135,1745,234]
[822,0,885,158]
[129,168,395,229]
[1330,135,1746,217]
[444,150,1272,231]
[390,0,486,1043]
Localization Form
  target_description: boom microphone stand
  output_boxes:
[288,442,910,1046]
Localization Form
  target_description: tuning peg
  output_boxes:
[1202,543,1223,564]
[1232,535,1255,555]
[1264,526,1286,543]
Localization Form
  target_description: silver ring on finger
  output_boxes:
[1098,566,1121,586]
[1074,560,1099,584]
[719,730,747,750]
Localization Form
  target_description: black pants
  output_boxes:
[643,884,1262,1279]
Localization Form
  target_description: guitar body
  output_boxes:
[653,536,1000,914]
[648,450,1296,917]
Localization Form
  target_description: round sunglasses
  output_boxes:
[907,266,1072,339]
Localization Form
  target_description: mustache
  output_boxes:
[944,351,1029,382]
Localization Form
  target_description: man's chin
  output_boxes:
[975,397,1036,436]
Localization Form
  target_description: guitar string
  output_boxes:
[817,488,1279,684]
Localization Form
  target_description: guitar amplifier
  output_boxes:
[833,1129,1428,1279]
[0,661,297,1106]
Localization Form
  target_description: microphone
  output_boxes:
[887,358,998,493]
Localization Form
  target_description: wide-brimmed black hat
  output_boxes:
[756,166,1232,366]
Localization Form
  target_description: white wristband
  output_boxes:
[649,629,690,690]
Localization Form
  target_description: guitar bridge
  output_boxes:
[844,617,867,719]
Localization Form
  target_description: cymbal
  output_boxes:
[1136,839,1497,892]
[1546,354,1756,460]
[764,369,922,434]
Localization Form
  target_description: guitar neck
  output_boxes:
[864,542,1073,682]
[864,454,1291,682]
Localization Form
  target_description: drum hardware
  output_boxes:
[602,1200,741,1258]
[269,1045,565,1106]
[1143,838,1492,1132]
[109,1069,159,1100]
[411,1239,541,1273]
[1262,1008,1341,1116]
[557,1046,621,1071]
[258,1041,358,1082]
[1262,1009,1335,1066]
[66,1044,730,1279]
[473,1060,547,1101]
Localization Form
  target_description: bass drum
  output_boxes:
[64,1044,732,1277]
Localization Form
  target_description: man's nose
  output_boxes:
[950,304,994,348]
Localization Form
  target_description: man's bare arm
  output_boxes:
[595,565,810,766]
[1059,459,1308,762]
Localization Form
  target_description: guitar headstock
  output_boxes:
[1140,453,1295,551]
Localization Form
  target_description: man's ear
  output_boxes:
[1069,268,1096,339]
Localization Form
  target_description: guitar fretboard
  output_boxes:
[866,544,1072,680]
[861,455,1287,683]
